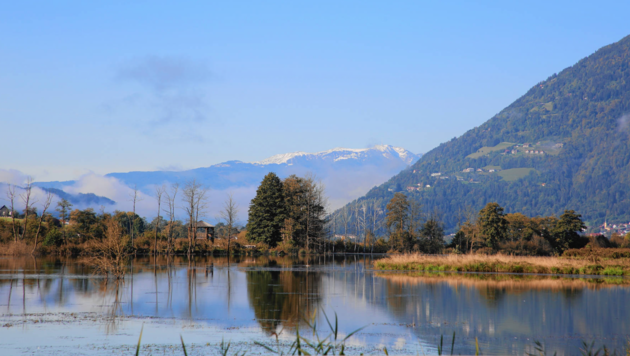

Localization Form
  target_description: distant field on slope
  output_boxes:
[466,142,515,159]
[483,165,502,171]
[498,168,538,181]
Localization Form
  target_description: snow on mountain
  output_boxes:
[33,145,421,218]
[252,145,419,166]
[253,152,310,165]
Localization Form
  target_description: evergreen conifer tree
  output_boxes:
[246,173,287,247]
[478,202,508,250]
[551,210,586,253]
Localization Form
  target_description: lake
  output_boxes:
[0,255,628,355]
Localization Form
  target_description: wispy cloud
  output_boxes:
[117,55,210,93]
[109,55,213,141]
[0,169,28,185]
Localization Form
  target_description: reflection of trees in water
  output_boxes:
[246,264,322,335]
[477,286,507,306]
[376,273,630,354]
[103,280,124,334]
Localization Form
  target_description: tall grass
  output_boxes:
[375,253,630,276]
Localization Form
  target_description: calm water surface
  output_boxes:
[0,255,628,355]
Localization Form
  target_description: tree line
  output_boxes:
[1,178,243,256]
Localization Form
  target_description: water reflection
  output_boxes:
[377,272,630,354]
[0,256,628,355]
[245,258,322,334]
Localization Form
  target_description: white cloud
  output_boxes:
[0,169,28,185]
[63,173,154,216]
[0,185,59,214]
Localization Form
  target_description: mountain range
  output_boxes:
[336,35,630,232]
[34,145,420,214]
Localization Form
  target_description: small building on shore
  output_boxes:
[197,221,215,241]
[0,205,11,217]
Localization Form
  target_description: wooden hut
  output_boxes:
[197,221,215,242]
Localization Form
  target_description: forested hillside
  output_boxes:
[336,35,630,232]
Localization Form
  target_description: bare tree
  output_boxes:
[182,180,209,256]
[163,183,179,254]
[362,202,368,254]
[6,184,18,242]
[153,185,165,255]
[341,207,352,253]
[220,192,239,256]
[302,174,327,252]
[409,200,423,250]
[32,191,54,254]
[354,204,361,253]
[20,177,36,240]
[129,185,143,244]
[316,180,328,252]
[371,200,380,254]
[56,199,73,247]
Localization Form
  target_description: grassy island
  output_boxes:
[374,253,630,276]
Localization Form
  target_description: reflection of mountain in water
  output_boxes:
[246,260,322,335]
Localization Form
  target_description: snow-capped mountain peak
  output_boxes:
[251,145,419,166]
[253,152,309,165]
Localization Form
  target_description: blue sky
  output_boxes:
[2,1,629,181]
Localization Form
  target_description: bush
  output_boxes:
[499,236,553,256]
[610,233,630,248]
[43,227,64,247]
[563,247,630,259]
[475,247,495,255]
[586,234,613,248]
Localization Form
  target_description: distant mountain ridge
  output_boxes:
[335,34,630,231]
[35,145,421,211]
[97,145,419,191]
[251,145,417,166]
[0,183,115,208]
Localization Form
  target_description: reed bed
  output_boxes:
[374,253,630,276]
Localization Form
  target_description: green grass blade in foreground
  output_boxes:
[322,310,336,340]
[135,325,144,356]
[342,325,366,342]
[219,338,231,356]
[180,335,188,356]
[253,341,278,354]
[450,332,456,355]
[475,337,480,356]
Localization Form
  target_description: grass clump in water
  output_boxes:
[375,253,630,276]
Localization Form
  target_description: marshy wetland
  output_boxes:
[1,255,629,355]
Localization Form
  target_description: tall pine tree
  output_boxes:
[478,202,508,250]
[247,173,287,247]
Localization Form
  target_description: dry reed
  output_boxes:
[374,253,630,276]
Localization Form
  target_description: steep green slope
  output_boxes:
[340,35,630,231]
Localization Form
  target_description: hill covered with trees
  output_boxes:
[336,35,630,231]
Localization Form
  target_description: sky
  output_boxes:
[2,1,630,181]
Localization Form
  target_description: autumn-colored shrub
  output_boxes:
[563,247,630,259]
